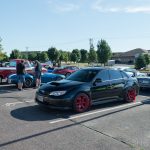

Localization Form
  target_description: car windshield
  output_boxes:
[9,61,16,67]
[66,69,99,82]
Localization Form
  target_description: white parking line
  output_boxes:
[2,100,34,107]
[49,101,142,124]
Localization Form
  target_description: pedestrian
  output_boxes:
[16,60,25,91]
[34,60,42,88]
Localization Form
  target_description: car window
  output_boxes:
[9,61,16,67]
[97,70,109,81]
[67,69,99,82]
[121,71,129,78]
[109,70,122,80]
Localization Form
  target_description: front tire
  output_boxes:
[124,88,136,102]
[73,93,90,113]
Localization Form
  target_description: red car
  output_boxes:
[52,66,79,77]
[0,59,47,83]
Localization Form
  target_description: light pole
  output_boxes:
[26,46,29,59]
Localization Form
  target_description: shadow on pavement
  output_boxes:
[139,89,150,97]
[10,99,150,122]
[0,85,18,94]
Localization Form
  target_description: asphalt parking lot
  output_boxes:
[0,84,150,150]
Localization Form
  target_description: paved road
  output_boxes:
[0,84,150,150]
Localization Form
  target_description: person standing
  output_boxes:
[16,60,25,91]
[34,60,42,88]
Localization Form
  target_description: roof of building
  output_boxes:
[112,48,148,58]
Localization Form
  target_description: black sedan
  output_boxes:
[35,67,139,113]
[137,75,150,90]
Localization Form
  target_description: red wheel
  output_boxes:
[125,88,136,102]
[73,93,90,113]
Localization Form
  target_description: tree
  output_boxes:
[143,53,150,67]
[10,49,21,59]
[97,39,112,66]
[71,49,81,63]
[135,55,146,69]
[63,51,69,63]
[47,47,60,65]
[80,49,88,63]
[70,53,78,63]
[27,52,37,61]
[40,51,49,62]
[58,50,64,67]
[0,38,8,61]
[67,52,71,62]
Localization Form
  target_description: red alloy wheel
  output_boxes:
[127,89,136,102]
[74,93,90,113]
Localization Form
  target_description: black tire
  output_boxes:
[65,72,71,77]
[73,93,90,113]
[0,76,2,84]
[23,78,33,88]
[124,88,136,103]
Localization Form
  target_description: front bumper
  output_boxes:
[35,92,73,109]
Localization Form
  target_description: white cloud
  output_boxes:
[55,3,79,12]
[92,0,150,13]
[48,0,79,13]
[125,6,150,13]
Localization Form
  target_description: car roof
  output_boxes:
[82,67,115,71]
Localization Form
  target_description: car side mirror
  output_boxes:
[93,78,102,86]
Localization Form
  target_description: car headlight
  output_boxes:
[49,91,66,96]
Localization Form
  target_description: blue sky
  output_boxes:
[1,0,150,55]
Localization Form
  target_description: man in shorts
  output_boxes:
[16,60,25,91]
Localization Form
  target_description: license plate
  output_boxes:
[142,80,149,84]
[8,79,11,84]
[37,95,43,102]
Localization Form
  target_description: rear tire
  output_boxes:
[24,78,33,88]
[0,76,2,84]
[73,93,90,113]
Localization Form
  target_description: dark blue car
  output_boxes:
[8,73,65,88]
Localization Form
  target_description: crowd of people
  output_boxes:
[16,60,42,91]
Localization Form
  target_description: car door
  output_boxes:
[91,69,112,102]
[109,70,125,98]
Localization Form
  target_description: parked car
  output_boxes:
[35,67,139,113]
[137,74,150,90]
[8,73,65,88]
[0,59,47,84]
[41,63,54,73]
[52,66,79,77]
[114,66,138,77]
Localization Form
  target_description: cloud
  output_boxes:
[92,0,150,13]
[125,6,150,13]
[48,0,79,13]
[55,3,79,12]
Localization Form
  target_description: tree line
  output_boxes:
[1,39,112,67]
[135,53,150,69]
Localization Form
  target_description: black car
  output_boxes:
[35,67,139,113]
[137,75,150,90]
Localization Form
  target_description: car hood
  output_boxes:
[39,79,84,92]
[42,73,65,78]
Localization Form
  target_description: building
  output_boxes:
[112,48,149,64]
